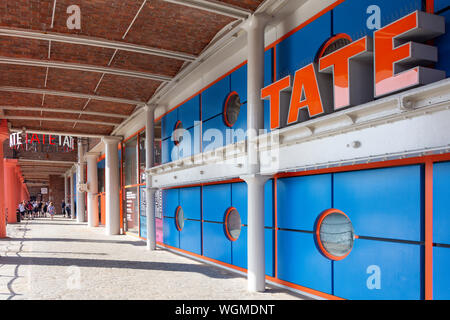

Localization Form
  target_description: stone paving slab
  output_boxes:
[0,216,306,300]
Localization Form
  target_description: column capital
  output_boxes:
[239,173,272,185]
[102,136,122,145]
[85,152,101,161]
[242,13,270,32]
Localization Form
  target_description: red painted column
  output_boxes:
[0,120,9,237]
[14,167,23,222]
[4,159,18,224]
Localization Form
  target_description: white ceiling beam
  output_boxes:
[4,116,119,127]
[0,28,197,62]
[0,56,172,82]
[0,86,144,106]
[163,0,251,20]
[0,106,129,119]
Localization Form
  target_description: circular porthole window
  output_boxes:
[316,33,352,62]
[315,209,355,260]
[173,120,183,146]
[175,206,184,231]
[224,207,242,241]
[223,91,242,127]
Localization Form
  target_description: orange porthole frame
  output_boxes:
[315,208,354,261]
[175,206,184,231]
[223,91,240,128]
[316,33,353,61]
[224,206,241,241]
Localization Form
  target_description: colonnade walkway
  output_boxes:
[0,217,304,300]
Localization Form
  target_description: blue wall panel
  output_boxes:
[202,76,230,121]
[180,187,201,220]
[177,126,200,159]
[161,138,171,164]
[265,180,274,228]
[265,229,274,277]
[436,10,450,77]
[178,95,200,130]
[161,109,179,140]
[433,161,450,244]
[276,12,331,79]
[180,220,202,255]
[203,184,231,222]
[277,174,332,231]
[277,230,332,294]
[230,64,247,104]
[334,239,422,300]
[163,188,179,218]
[433,0,449,12]
[163,217,179,248]
[333,0,423,41]
[433,246,450,300]
[203,222,231,264]
[202,115,228,152]
[231,182,247,225]
[231,226,247,269]
[334,165,423,241]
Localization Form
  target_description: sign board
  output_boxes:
[261,11,445,130]
[41,188,48,195]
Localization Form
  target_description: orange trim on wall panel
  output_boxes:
[275,154,450,179]
[265,276,345,300]
[162,178,244,190]
[425,161,433,300]
[267,0,346,49]
[426,0,434,13]
[123,127,145,144]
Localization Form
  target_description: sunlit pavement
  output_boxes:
[0,216,305,300]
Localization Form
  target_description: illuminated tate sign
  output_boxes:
[9,132,76,151]
[261,11,446,130]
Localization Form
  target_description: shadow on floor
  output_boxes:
[0,255,240,280]
[3,238,146,247]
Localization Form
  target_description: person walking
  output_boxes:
[19,201,26,220]
[61,200,66,217]
[48,202,55,220]
[25,201,33,220]
[43,202,48,217]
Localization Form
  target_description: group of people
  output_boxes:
[18,200,56,220]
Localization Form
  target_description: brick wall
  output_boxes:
[49,175,65,214]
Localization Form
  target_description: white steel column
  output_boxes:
[242,13,269,293]
[246,13,268,173]
[102,136,121,235]
[76,139,86,223]
[145,105,157,250]
[69,167,75,219]
[86,153,100,228]
[241,174,269,292]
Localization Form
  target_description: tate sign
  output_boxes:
[261,11,445,130]
[9,132,76,151]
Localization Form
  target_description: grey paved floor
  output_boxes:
[0,216,305,300]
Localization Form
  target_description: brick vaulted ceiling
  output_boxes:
[0,0,264,136]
